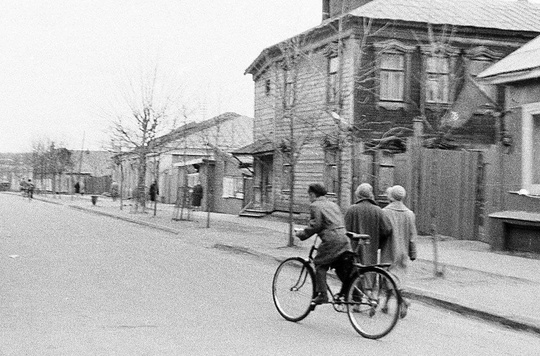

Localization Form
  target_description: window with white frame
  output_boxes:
[380,53,405,101]
[328,56,339,103]
[222,176,244,199]
[521,103,540,195]
[426,55,450,103]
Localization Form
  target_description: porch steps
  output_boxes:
[239,208,270,218]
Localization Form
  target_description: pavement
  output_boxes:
[18,192,540,336]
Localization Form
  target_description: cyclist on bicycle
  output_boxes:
[295,183,352,305]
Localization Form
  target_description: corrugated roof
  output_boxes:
[478,35,540,80]
[349,0,540,32]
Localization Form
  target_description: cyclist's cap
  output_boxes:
[308,183,327,197]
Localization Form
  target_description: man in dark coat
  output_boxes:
[344,183,392,265]
[296,183,352,304]
[149,181,159,202]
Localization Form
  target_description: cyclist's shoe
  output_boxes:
[399,298,410,319]
[311,292,329,305]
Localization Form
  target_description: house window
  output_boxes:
[380,53,405,101]
[284,69,294,108]
[265,79,271,96]
[426,56,449,103]
[222,176,244,199]
[328,56,339,103]
[521,103,540,195]
[324,148,338,194]
[282,163,292,192]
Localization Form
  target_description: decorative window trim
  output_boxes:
[464,46,503,61]
[323,41,345,58]
[420,44,460,57]
[374,40,416,54]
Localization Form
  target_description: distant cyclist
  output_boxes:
[26,179,34,199]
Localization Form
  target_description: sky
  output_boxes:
[0,0,321,153]
[1,1,539,153]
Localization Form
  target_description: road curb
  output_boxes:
[404,287,540,336]
[68,205,181,235]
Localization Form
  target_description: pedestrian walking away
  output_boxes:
[382,185,417,318]
[149,181,159,202]
[191,182,203,210]
[344,183,392,265]
[295,183,352,305]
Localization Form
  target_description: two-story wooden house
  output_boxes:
[240,0,540,216]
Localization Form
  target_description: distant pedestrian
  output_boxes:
[344,183,392,265]
[382,185,417,318]
[111,181,119,201]
[191,183,203,210]
[74,181,80,194]
[149,181,159,202]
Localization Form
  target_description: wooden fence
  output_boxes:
[394,148,484,240]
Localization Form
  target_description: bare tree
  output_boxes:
[31,139,73,195]
[109,65,182,212]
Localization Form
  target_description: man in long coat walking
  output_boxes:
[344,183,392,265]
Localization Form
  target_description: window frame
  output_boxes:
[425,55,450,104]
[379,52,405,102]
[327,55,339,104]
[324,147,339,195]
[521,102,540,195]
[284,68,294,108]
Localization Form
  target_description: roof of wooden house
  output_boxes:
[247,0,540,75]
[478,35,540,83]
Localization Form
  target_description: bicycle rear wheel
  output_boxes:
[272,257,315,322]
[346,267,400,339]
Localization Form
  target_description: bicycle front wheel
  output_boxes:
[272,257,315,322]
[346,267,400,339]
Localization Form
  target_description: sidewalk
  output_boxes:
[35,193,540,335]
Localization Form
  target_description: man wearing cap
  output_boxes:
[295,183,352,305]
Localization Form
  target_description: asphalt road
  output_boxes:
[1,193,539,355]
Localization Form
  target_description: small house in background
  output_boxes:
[478,35,540,254]
[67,150,114,195]
[112,112,254,215]
[0,153,33,191]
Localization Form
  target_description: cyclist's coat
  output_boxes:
[297,196,351,265]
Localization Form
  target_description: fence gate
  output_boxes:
[416,149,484,240]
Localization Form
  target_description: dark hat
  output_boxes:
[308,183,327,197]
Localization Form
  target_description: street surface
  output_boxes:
[1,193,539,355]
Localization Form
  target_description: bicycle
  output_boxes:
[272,232,402,339]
